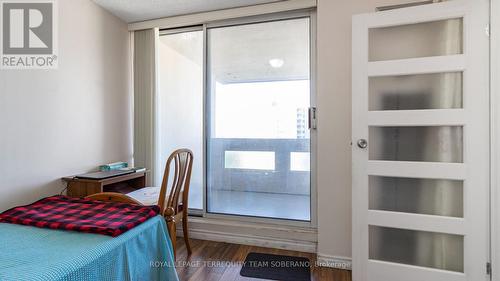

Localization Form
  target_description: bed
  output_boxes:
[0,211,179,281]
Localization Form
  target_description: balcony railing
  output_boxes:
[208,138,310,195]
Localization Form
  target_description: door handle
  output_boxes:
[357,139,368,149]
[308,107,317,130]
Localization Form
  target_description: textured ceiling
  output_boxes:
[92,0,284,23]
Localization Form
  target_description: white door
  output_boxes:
[352,1,490,281]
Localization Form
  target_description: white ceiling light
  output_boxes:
[269,58,284,68]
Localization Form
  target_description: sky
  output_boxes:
[213,80,310,139]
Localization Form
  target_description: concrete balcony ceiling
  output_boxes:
[158,17,309,84]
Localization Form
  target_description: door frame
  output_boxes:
[491,0,500,279]
[352,1,490,280]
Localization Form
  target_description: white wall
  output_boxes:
[0,0,131,211]
[316,0,418,260]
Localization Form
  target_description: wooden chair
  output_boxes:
[128,149,194,258]
[85,192,178,257]
[85,192,142,204]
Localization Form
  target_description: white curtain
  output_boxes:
[133,28,159,185]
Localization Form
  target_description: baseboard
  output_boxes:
[181,228,317,253]
[176,217,317,253]
[175,217,352,270]
[316,253,352,270]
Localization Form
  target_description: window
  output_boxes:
[157,15,314,222]
[207,18,312,221]
[157,29,204,209]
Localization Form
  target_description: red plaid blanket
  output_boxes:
[0,195,160,237]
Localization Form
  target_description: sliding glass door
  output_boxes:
[157,15,313,222]
[157,29,204,210]
[206,18,312,221]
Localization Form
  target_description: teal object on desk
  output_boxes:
[99,162,128,171]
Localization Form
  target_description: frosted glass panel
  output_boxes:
[369,18,463,61]
[369,72,463,110]
[369,226,464,272]
[369,176,463,217]
[369,126,463,162]
[158,31,203,210]
[225,151,275,170]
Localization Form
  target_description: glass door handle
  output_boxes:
[308,107,317,130]
[357,139,368,149]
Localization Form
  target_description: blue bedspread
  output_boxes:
[0,215,179,281]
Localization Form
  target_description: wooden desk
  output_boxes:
[62,172,147,198]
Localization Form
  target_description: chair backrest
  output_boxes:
[86,192,142,205]
[157,149,194,216]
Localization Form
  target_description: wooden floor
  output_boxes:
[175,238,352,281]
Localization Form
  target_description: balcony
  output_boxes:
[207,138,311,221]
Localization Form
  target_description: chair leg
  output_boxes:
[165,209,177,260]
[182,212,192,255]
